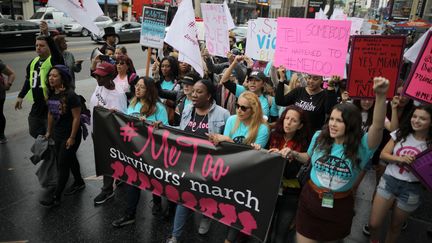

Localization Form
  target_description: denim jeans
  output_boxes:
[172,205,193,238]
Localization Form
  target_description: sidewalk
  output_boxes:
[1,74,431,243]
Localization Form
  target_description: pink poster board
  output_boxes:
[403,32,432,104]
[274,18,351,77]
[409,148,432,192]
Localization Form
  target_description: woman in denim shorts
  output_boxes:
[368,105,432,243]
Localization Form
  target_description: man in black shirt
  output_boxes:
[15,21,64,138]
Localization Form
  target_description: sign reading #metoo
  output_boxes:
[403,32,432,104]
[245,18,277,62]
[274,18,351,77]
[201,3,230,57]
[348,36,405,99]
[93,107,284,242]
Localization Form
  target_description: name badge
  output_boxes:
[321,192,334,208]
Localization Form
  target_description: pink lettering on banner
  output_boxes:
[274,18,351,77]
[201,3,230,57]
[165,184,180,202]
[120,122,138,142]
[219,203,238,225]
[199,198,218,217]
[403,32,432,104]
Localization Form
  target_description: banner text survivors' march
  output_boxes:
[108,125,261,213]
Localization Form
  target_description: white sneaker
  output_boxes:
[198,217,212,235]
[166,237,178,243]
[0,137,8,144]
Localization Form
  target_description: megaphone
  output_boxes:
[90,47,103,61]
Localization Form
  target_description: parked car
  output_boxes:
[63,15,113,37]
[28,7,74,32]
[91,21,141,44]
[0,19,40,51]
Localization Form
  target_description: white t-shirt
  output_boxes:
[89,85,127,120]
[113,75,130,93]
[384,130,428,182]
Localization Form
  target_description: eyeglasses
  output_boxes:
[235,103,251,112]
[116,61,126,65]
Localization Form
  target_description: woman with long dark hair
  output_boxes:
[158,56,180,125]
[281,77,389,243]
[267,105,311,243]
[40,65,84,207]
[368,105,432,243]
[112,76,169,227]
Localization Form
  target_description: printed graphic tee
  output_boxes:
[308,131,375,192]
[89,85,127,120]
[223,115,269,147]
[47,90,81,140]
[184,109,209,137]
[384,130,428,182]
[127,102,169,125]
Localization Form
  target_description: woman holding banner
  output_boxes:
[166,79,230,243]
[112,76,169,227]
[208,91,270,243]
[280,77,389,243]
[267,105,311,243]
[367,104,432,243]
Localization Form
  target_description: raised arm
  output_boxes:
[367,77,389,149]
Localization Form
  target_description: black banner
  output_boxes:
[93,107,285,241]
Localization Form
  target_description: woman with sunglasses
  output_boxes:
[267,105,311,243]
[279,77,389,243]
[275,72,339,132]
[208,91,270,243]
[113,55,136,94]
[220,55,279,122]
[112,76,169,228]
[166,79,230,243]
[40,65,84,207]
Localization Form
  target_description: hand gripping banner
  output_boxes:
[93,107,285,241]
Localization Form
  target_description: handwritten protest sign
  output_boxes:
[93,107,284,241]
[347,36,405,99]
[201,3,230,57]
[140,7,167,49]
[245,18,277,62]
[274,18,350,77]
[403,32,432,104]
[409,148,432,192]
[348,17,364,35]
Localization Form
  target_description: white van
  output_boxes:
[28,7,73,32]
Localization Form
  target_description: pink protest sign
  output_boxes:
[409,148,432,192]
[274,18,351,77]
[403,32,432,104]
[201,3,230,58]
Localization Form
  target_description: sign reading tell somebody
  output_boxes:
[93,108,284,242]
[140,7,168,49]
[347,36,405,99]
[246,18,277,62]
[403,32,432,104]
[274,18,351,77]
[201,3,230,57]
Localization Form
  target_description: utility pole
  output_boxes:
[10,0,15,20]
[104,0,108,16]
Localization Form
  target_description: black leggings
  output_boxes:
[0,98,5,137]
[54,131,83,198]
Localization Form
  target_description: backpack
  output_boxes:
[79,95,91,140]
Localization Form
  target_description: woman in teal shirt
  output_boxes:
[112,76,168,227]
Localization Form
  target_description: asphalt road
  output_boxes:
[0,36,148,93]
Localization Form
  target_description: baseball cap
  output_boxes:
[180,71,200,85]
[93,62,116,77]
[248,71,267,82]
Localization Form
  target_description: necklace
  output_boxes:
[191,111,208,132]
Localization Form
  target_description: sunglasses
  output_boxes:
[116,61,126,65]
[235,103,251,112]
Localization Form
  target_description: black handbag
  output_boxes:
[296,161,312,187]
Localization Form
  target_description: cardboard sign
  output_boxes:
[347,36,405,99]
[245,18,277,62]
[403,32,432,104]
[409,148,432,192]
[140,7,167,49]
[274,18,351,77]
[93,107,284,242]
[201,3,230,57]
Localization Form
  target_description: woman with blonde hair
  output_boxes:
[208,91,270,243]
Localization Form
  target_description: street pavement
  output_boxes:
[1,71,431,243]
